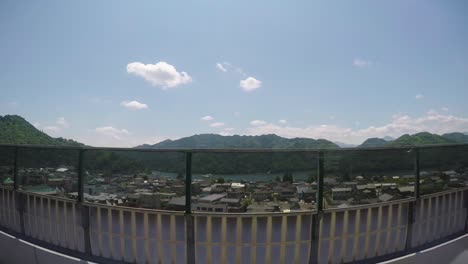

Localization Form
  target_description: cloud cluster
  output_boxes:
[121,100,148,110]
[416,94,424,100]
[127,61,192,89]
[250,120,267,126]
[216,63,228,72]
[95,126,130,140]
[209,122,225,127]
[201,115,214,121]
[35,117,70,135]
[246,111,468,144]
[240,77,261,91]
[353,58,371,68]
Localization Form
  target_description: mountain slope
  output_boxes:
[387,132,455,146]
[358,138,388,148]
[138,134,339,149]
[442,132,468,143]
[0,115,83,146]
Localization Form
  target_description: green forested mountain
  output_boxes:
[137,133,339,149]
[0,115,83,146]
[387,132,455,146]
[358,138,388,148]
[441,132,468,143]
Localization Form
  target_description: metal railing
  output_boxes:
[0,143,468,263]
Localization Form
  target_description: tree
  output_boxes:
[216,177,225,184]
[275,176,281,182]
[176,173,183,180]
[282,171,293,183]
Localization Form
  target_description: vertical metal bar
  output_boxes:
[327,211,336,263]
[185,151,195,264]
[206,216,213,264]
[340,210,349,262]
[364,207,372,258]
[81,205,91,255]
[250,216,257,264]
[384,205,393,254]
[143,212,149,263]
[374,206,383,257]
[77,149,85,203]
[13,147,26,235]
[414,148,420,199]
[131,211,137,263]
[108,208,114,259]
[265,216,272,264]
[316,151,324,211]
[13,147,19,190]
[352,209,361,260]
[119,209,125,261]
[221,216,228,264]
[279,215,287,264]
[235,216,242,264]
[185,151,192,214]
[310,151,323,264]
[293,215,302,263]
[463,190,468,233]
[405,201,415,252]
[77,149,91,255]
[97,207,103,256]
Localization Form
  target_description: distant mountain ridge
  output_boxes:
[138,134,339,149]
[0,115,83,146]
[1,115,468,149]
[358,138,388,148]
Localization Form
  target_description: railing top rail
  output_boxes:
[0,142,467,153]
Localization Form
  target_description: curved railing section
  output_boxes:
[0,144,467,263]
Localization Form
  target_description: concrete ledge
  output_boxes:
[380,234,468,264]
[0,230,93,264]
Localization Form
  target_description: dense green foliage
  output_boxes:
[138,134,339,149]
[387,132,454,146]
[358,138,388,148]
[0,115,83,146]
[441,132,468,143]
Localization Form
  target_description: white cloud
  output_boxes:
[43,126,60,133]
[245,112,468,144]
[329,115,336,120]
[210,122,225,127]
[250,120,267,126]
[441,107,449,112]
[416,94,424,100]
[95,126,130,140]
[216,62,228,72]
[201,115,214,121]
[353,58,371,68]
[120,100,149,110]
[127,61,192,89]
[219,127,235,136]
[278,119,287,124]
[56,117,69,128]
[240,77,261,91]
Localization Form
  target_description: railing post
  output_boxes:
[185,151,195,264]
[464,189,468,233]
[414,148,420,199]
[310,150,324,264]
[405,148,420,252]
[13,146,26,234]
[316,151,324,211]
[77,149,91,255]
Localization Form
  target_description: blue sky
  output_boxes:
[1,0,468,146]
